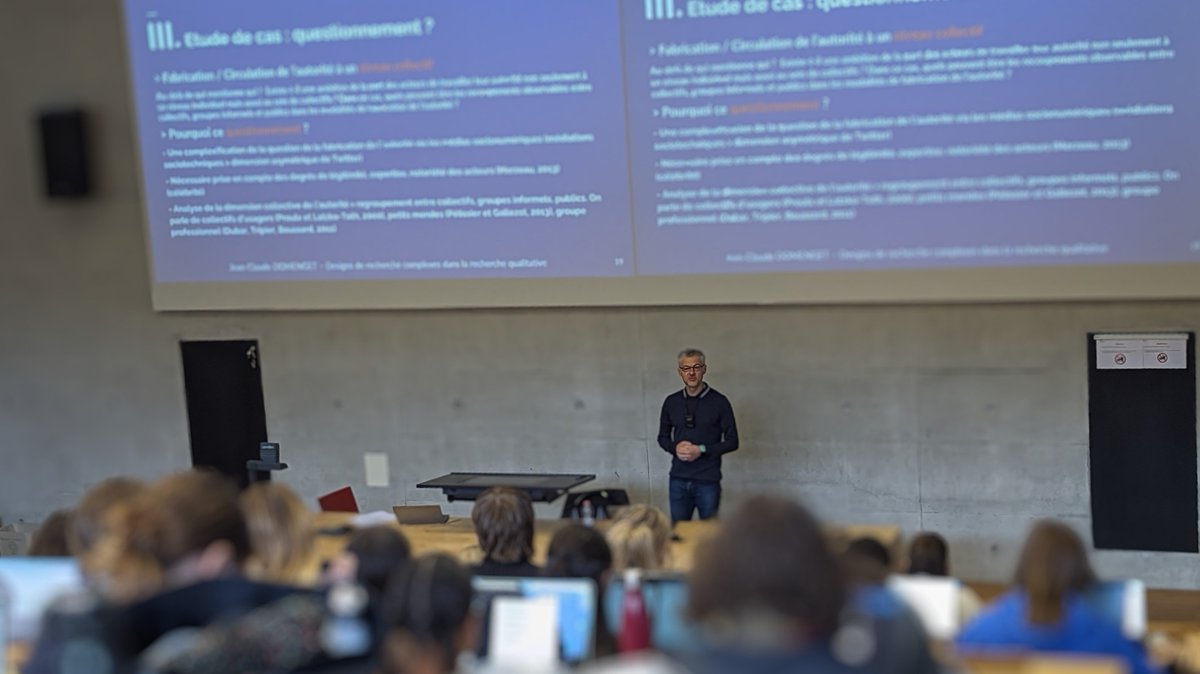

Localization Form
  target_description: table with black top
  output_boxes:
[416,472,595,502]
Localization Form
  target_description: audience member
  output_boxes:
[94,469,254,602]
[839,538,941,674]
[470,487,539,577]
[904,531,983,625]
[670,496,857,673]
[27,510,73,557]
[957,520,1161,674]
[381,554,476,674]
[843,536,893,585]
[25,470,323,674]
[605,504,671,572]
[240,481,319,586]
[67,476,146,591]
[544,523,618,658]
[325,525,413,595]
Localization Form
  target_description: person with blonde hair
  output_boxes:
[240,481,318,585]
[957,520,1161,674]
[92,469,253,602]
[67,476,147,591]
[605,504,671,571]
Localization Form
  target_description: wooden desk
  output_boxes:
[961,654,1126,674]
[314,513,901,574]
[6,643,29,674]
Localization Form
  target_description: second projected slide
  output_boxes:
[128,1,633,281]
[625,0,1199,274]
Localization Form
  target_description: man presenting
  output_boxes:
[658,348,739,522]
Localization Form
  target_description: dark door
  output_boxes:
[1088,334,1197,552]
[180,340,268,487]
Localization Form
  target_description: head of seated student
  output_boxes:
[1014,519,1097,624]
[381,554,476,674]
[905,531,950,577]
[240,481,317,586]
[325,526,413,595]
[470,486,537,575]
[605,504,671,572]
[544,523,613,583]
[28,509,74,557]
[687,495,844,650]
[842,536,893,587]
[97,469,250,602]
[68,477,147,585]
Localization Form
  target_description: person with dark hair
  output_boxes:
[838,538,940,674]
[470,487,539,577]
[957,520,1161,674]
[906,532,949,577]
[381,554,476,674]
[544,524,617,658]
[903,531,983,625]
[678,495,857,673]
[28,510,73,557]
[325,526,413,595]
[657,348,739,523]
[844,536,892,586]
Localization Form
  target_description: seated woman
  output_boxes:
[956,520,1161,674]
[604,504,671,572]
[470,487,539,577]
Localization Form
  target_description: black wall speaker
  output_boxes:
[37,108,92,198]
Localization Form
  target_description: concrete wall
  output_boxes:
[1,0,1198,586]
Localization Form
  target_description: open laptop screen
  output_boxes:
[0,557,83,642]
[473,576,597,664]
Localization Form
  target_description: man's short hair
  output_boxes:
[677,348,706,363]
[471,486,534,564]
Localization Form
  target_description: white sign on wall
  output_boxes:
[1094,333,1189,370]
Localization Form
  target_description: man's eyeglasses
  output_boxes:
[678,364,706,373]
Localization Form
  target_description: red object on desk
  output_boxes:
[317,486,359,513]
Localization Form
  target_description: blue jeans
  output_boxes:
[669,477,721,523]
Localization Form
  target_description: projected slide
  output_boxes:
[123,0,1200,286]
[127,1,633,281]
[624,0,1197,273]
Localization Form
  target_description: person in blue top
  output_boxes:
[956,520,1162,674]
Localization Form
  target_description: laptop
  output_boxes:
[0,557,84,642]
[473,576,598,665]
[392,505,449,525]
[887,574,962,639]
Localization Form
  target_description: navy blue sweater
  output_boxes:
[657,385,739,482]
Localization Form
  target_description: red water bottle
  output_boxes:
[618,568,652,653]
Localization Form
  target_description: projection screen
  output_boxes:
[121,0,1200,310]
